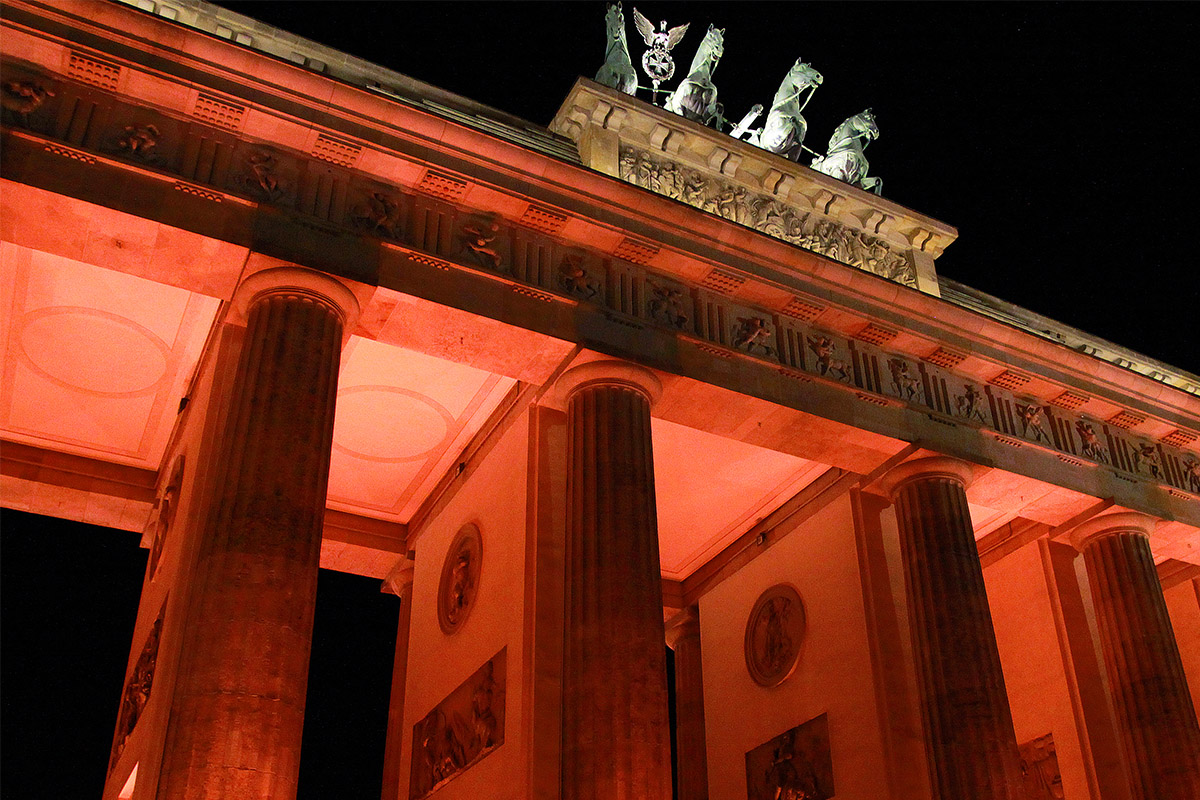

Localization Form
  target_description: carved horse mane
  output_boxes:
[750,59,823,161]
[664,24,724,125]
[595,3,637,95]
[810,108,882,195]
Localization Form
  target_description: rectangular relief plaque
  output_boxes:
[745,712,834,800]
[1019,733,1064,799]
[409,648,506,799]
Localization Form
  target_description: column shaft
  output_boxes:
[667,607,709,800]
[381,568,414,800]
[159,286,346,799]
[885,459,1024,799]
[1077,518,1200,799]
[561,375,671,800]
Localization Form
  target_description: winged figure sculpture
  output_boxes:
[633,8,689,87]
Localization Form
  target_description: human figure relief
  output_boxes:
[887,358,922,402]
[1075,420,1108,463]
[955,384,987,422]
[1016,402,1050,443]
[806,336,850,381]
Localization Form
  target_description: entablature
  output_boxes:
[3,0,1198,530]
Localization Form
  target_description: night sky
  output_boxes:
[2,3,1198,798]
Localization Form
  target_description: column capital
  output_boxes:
[1069,511,1157,552]
[233,266,361,331]
[665,605,701,649]
[877,455,975,500]
[548,359,662,410]
[382,560,416,602]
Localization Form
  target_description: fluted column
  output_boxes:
[557,360,671,800]
[159,267,358,800]
[1071,512,1200,799]
[880,457,1024,799]
[381,563,415,800]
[666,606,709,800]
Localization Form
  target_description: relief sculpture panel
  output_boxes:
[618,145,917,287]
[745,713,835,800]
[409,649,506,799]
[1019,733,1064,799]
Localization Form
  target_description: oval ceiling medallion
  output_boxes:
[744,583,806,688]
[19,307,170,396]
[332,385,454,463]
[438,523,482,635]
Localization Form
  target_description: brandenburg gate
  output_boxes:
[2,1,1198,799]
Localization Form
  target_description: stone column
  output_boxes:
[880,457,1024,799]
[666,606,709,800]
[381,563,415,800]
[557,360,672,800]
[1071,512,1200,800]
[158,267,358,800]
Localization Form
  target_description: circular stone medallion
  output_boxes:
[744,583,806,687]
[437,523,482,634]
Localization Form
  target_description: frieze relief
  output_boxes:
[618,145,917,287]
[6,67,1198,502]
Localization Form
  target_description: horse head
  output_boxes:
[788,60,824,90]
[852,108,880,142]
[604,3,625,41]
[692,24,724,73]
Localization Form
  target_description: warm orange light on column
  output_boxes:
[157,267,359,800]
[556,360,673,800]
[880,456,1025,799]
[1071,512,1200,799]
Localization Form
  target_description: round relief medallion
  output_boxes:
[744,583,806,687]
[437,523,482,634]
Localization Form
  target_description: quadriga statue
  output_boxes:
[595,3,637,95]
[664,24,724,126]
[810,108,882,195]
[741,59,823,162]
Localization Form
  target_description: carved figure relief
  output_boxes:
[648,280,690,329]
[557,253,600,300]
[438,523,482,634]
[1019,733,1065,800]
[459,217,504,272]
[1075,420,1109,463]
[954,383,987,423]
[351,191,403,240]
[616,145,916,286]
[145,454,185,581]
[109,611,164,771]
[887,357,923,402]
[1185,457,1200,493]
[1016,402,1050,444]
[239,149,287,202]
[806,336,850,382]
[745,714,834,800]
[734,316,774,357]
[1130,442,1163,479]
[745,584,805,687]
[112,123,163,164]
[410,649,506,799]
[2,79,54,127]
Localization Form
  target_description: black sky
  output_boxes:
[2,3,1198,799]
